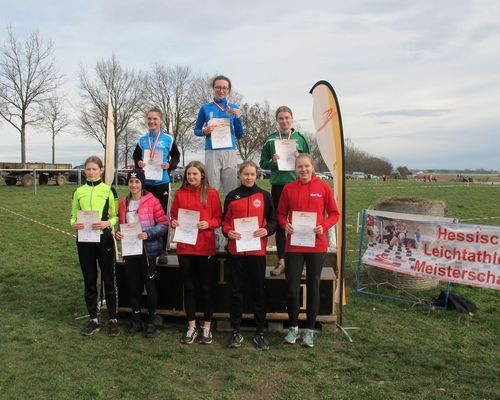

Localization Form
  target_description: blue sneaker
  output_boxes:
[301,329,314,348]
[283,327,300,344]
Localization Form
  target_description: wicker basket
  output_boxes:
[366,196,446,291]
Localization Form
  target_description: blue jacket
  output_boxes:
[194,97,244,150]
[133,129,179,186]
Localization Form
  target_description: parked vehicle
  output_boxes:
[67,165,127,185]
[258,169,271,179]
[0,162,71,186]
[172,167,184,183]
[316,173,329,180]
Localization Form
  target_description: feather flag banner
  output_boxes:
[104,93,115,186]
[310,80,347,325]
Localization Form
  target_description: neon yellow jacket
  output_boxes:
[70,180,118,229]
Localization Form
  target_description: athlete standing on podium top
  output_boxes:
[194,75,244,196]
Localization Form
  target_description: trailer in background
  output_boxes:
[0,162,72,186]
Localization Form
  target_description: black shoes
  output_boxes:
[198,328,213,345]
[181,326,198,344]
[126,321,143,337]
[80,320,100,336]
[229,331,244,348]
[107,320,120,337]
[143,323,157,339]
[253,333,270,350]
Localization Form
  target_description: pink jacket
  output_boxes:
[118,192,169,257]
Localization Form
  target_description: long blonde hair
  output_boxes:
[181,161,210,206]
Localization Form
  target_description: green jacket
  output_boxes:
[259,129,310,185]
[70,180,118,229]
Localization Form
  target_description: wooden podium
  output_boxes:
[116,249,337,326]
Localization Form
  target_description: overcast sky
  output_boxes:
[1,0,499,170]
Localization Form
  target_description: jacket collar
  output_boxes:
[86,179,102,187]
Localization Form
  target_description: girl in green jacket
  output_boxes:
[70,156,119,336]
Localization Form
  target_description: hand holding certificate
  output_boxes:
[275,140,297,171]
[208,118,232,149]
[173,208,200,245]
[77,210,101,243]
[290,211,317,247]
[233,216,261,252]
[143,150,163,181]
[120,223,143,256]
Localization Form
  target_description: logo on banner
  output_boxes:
[316,108,337,133]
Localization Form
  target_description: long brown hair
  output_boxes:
[181,161,210,206]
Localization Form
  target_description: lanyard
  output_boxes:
[278,130,292,141]
[148,130,161,159]
[213,98,230,113]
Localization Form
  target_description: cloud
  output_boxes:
[367,109,454,118]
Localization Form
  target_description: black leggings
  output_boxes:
[124,254,157,322]
[145,183,169,251]
[178,254,216,323]
[271,185,286,259]
[228,254,267,333]
[76,230,117,319]
[285,252,325,329]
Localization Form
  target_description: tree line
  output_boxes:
[0,26,393,176]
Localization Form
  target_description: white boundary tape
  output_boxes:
[0,205,76,238]
[460,216,500,222]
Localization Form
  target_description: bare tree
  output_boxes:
[0,26,61,163]
[119,127,141,167]
[144,64,202,165]
[306,133,328,172]
[397,165,411,179]
[237,101,274,161]
[78,54,144,168]
[190,73,215,106]
[40,94,70,164]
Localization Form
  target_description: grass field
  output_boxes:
[0,180,499,399]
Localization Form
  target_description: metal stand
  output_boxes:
[336,324,361,343]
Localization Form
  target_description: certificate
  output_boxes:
[143,150,163,181]
[234,216,261,253]
[120,223,143,256]
[290,211,317,247]
[209,118,232,149]
[77,210,100,243]
[275,140,296,171]
[173,208,200,245]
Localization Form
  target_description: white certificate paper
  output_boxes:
[173,208,200,245]
[209,118,232,149]
[275,140,296,171]
[120,223,143,256]
[290,211,317,247]
[143,150,163,181]
[77,210,101,243]
[234,216,261,253]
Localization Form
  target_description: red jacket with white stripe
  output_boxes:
[222,184,276,256]
[170,185,222,256]
[277,175,339,253]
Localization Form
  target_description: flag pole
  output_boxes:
[310,80,359,341]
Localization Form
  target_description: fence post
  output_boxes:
[33,168,37,195]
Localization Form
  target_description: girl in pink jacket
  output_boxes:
[116,168,168,338]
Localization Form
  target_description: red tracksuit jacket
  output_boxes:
[170,185,222,256]
[222,184,277,256]
[277,175,340,253]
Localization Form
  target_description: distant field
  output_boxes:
[0,180,499,399]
